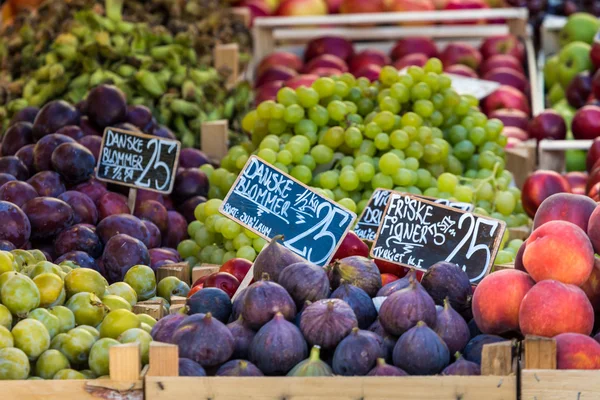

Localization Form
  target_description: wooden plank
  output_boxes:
[231,7,251,27]
[523,336,557,370]
[481,341,515,376]
[133,302,165,321]
[521,370,600,400]
[191,265,220,285]
[148,342,179,377]
[157,262,191,286]
[0,380,142,400]
[214,43,239,87]
[493,263,515,272]
[170,296,187,306]
[110,343,141,382]
[505,140,536,189]
[169,304,186,315]
[201,120,229,162]
[508,226,530,241]
[538,140,592,172]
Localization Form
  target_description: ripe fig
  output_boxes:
[230,287,247,322]
[172,313,234,367]
[216,359,264,376]
[249,312,307,376]
[241,273,296,330]
[252,235,304,282]
[300,299,358,350]
[367,319,397,364]
[227,316,256,360]
[441,353,481,376]
[463,334,505,365]
[434,298,470,354]
[287,345,333,376]
[379,276,437,336]
[421,261,473,320]
[330,256,382,297]
[332,328,385,376]
[150,314,186,344]
[331,281,377,329]
[393,321,450,375]
[178,358,206,376]
[278,261,330,308]
[186,287,232,323]
[367,358,408,376]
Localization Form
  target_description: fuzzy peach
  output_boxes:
[556,333,600,370]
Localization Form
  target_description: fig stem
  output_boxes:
[454,352,462,361]
[443,297,450,310]
[261,272,271,281]
[351,327,359,334]
[416,321,426,327]
[272,234,285,243]
[239,360,248,369]
[310,345,321,362]
[327,301,335,311]
[376,358,386,367]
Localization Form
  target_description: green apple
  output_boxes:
[552,99,576,129]
[565,149,587,172]
[559,13,600,46]
[547,82,565,106]
[558,41,592,88]
[544,55,560,89]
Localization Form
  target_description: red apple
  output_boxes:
[527,110,567,141]
[592,69,600,100]
[387,0,435,25]
[381,273,400,286]
[220,258,253,282]
[589,183,600,201]
[203,272,241,298]
[374,258,409,278]
[310,67,343,77]
[440,43,482,70]
[340,0,386,13]
[564,171,588,193]
[333,231,369,261]
[304,36,355,62]
[522,170,572,218]
[303,54,348,74]
[572,106,600,140]
[480,34,525,63]
[389,37,438,61]
[489,108,529,130]
[444,0,489,24]
[255,80,284,105]
[276,0,327,16]
[192,275,210,288]
[480,54,524,76]
[187,285,203,298]
[349,49,390,74]
[483,67,530,96]
[444,64,478,78]
[567,72,593,109]
[255,65,297,88]
[354,64,382,82]
[393,54,428,70]
[284,74,319,89]
[591,37,600,72]
[503,126,529,141]
[257,52,303,77]
[587,137,600,171]
[482,86,531,115]
[326,0,343,12]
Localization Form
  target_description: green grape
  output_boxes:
[233,234,252,250]
[423,187,439,197]
[365,122,382,139]
[274,162,288,173]
[298,154,316,170]
[257,148,277,164]
[356,162,375,182]
[390,83,410,103]
[380,66,400,85]
[224,240,234,251]
[296,86,320,108]
[275,150,292,166]
[290,135,311,153]
[410,82,432,101]
[252,238,267,253]
[423,144,442,164]
[380,97,401,114]
[372,173,393,190]
[187,221,203,237]
[319,170,339,190]
[194,203,206,222]
[236,246,257,262]
[448,125,468,144]
[290,165,312,184]
[333,187,349,201]
[389,149,406,161]
[267,119,287,135]
[416,169,432,189]
[495,191,516,216]
[373,111,396,132]
[404,157,419,171]
[357,199,369,214]
[407,65,425,82]
[405,142,423,159]
[235,154,249,170]
[374,133,390,150]
[221,220,242,240]
[469,126,487,146]
[194,227,215,248]
[311,144,334,164]
[334,81,350,98]
[327,100,347,121]
[256,100,275,119]
[277,87,298,106]
[422,72,440,93]
[271,104,285,119]
[438,74,452,90]
[241,110,257,132]
[308,105,329,127]
[432,93,444,109]
[379,153,402,175]
[424,58,443,74]
[344,127,363,148]
[390,130,409,150]
[177,240,200,259]
[284,104,305,124]
[476,181,494,201]
[357,98,375,116]
[437,172,458,193]
[204,199,222,216]
[495,250,514,265]
[393,168,417,187]
[213,216,226,233]
[210,249,225,265]
[338,198,357,212]
[453,140,475,161]
[339,170,359,191]
[319,127,344,149]
[355,140,377,157]
[485,118,504,140]
[454,185,473,203]
[312,77,336,98]
[406,186,422,195]
[401,112,422,128]
[413,99,434,118]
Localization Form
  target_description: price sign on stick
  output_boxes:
[220,155,357,267]
[370,192,505,284]
[96,127,181,212]
[354,189,474,242]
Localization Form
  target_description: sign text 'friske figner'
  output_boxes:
[370,193,505,284]
[354,189,474,242]
[96,128,181,194]
[219,156,357,267]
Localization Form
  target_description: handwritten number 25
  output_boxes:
[135,140,176,190]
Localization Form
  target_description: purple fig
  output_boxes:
[278,261,330,308]
[252,235,305,282]
[376,269,416,297]
[330,281,377,329]
[227,316,256,360]
[216,360,264,377]
[332,328,385,376]
[330,256,381,297]
[421,261,473,320]
[441,353,481,376]
[150,313,186,343]
[367,319,397,364]
[241,273,296,330]
[367,358,408,376]
[186,287,232,323]
[378,276,437,336]
[300,299,357,350]
[230,287,248,322]
[287,345,333,376]
[463,334,505,365]
[434,298,470,355]
[393,321,450,375]
[178,358,207,377]
[294,300,311,328]
[173,313,234,367]
[249,312,307,376]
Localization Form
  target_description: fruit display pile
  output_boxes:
[0,0,253,148]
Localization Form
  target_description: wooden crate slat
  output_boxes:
[521,370,600,400]
[537,139,592,172]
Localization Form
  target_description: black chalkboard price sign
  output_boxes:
[219,155,357,267]
[354,189,474,242]
[370,193,505,284]
[96,127,181,194]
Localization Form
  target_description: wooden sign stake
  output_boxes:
[128,188,137,215]
[523,336,557,370]
[214,43,239,87]
[109,343,141,381]
[147,342,179,377]
[201,120,229,162]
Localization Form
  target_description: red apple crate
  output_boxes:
[144,341,518,400]
[251,8,543,116]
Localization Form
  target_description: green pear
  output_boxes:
[559,13,600,46]
[558,41,592,88]
[544,55,560,89]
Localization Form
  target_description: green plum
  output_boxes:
[0,251,15,275]
[53,369,86,379]
[80,369,97,379]
[140,323,152,334]
[61,327,96,365]
[50,333,68,350]
[11,249,37,270]
[12,319,50,360]
[49,306,76,333]
[0,326,13,349]
[33,273,64,308]
[26,261,60,279]
[1,272,40,316]
[89,337,119,376]
[64,268,108,298]
[29,250,47,263]
[136,313,157,328]
[124,265,156,301]
[35,349,70,379]
[28,308,60,339]
[28,376,43,380]
[0,304,12,330]
[102,295,132,312]
[65,292,108,327]
[77,325,100,341]
[157,277,190,303]
[106,282,138,307]
[118,328,152,365]
[99,309,141,339]
[0,347,30,379]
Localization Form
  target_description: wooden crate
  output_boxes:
[537,139,592,172]
[506,140,537,188]
[145,341,518,400]
[520,336,600,400]
[251,8,542,116]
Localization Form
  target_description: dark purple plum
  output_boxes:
[79,116,102,137]
[0,241,15,251]
[173,169,209,202]
[152,125,176,140]
[177,196,206,224]
[27,171,66,197]
[162,196,174,210]
[173,313,234,367]
[54,224,103,258]
[55,250,99,271]
[57,191,98,225]
[227,316,256,360]
[77,136,101,162]
[32,100,80,141]
[30,240,55,261]
[56,125,85,141]
[187,287,232,322]
[463,334,505,365]
[216,360,264,376]
[0,181,38,208]
[126,105,153,131]
[434,298,470,355]
[22,197,74,239]
[332,328,385,376]
[51,142,95,184]
[331,282,377,329]
[134,200,168,233]
[367,358,408,376]
[9,106,39,126]
[2,122,33,156]
[0,201,31,247]
[441,353,481,376]
[300,299,357,350]
[85,85,127,128]
[179,148,211,168]
[33,133,75,172]
[97,192,130,220]
[151,313,186,343]
[96,214,150,247]
[241,274,297,330]
[15,144,35,174]
[0,156,29,180]
[393,321,450,375]
[149,248,181,271]
[101,233,150,283]
[162,211,188,248]
[143,221,162,249]
[73,178,107,203]
[112,123,140,132]
[0,174,16,187]
[278,261,330,308]
[421,261,473,320]
[135,190,164,207]
[178,358,207,377]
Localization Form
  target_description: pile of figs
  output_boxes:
[151,237,505,377]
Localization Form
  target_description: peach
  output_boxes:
[521,170,572,218]
[581,257,600,311]
[519,280,594,337]
[587,206,600,254]
[555,333,600,370]
[472,269,535,335]
[524,220,593,286]
[440,43,482,70]
[533,193,597,232]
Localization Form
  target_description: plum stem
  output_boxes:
[309,345,321,362]
[105,0,124,22]
[239,360,248,369]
